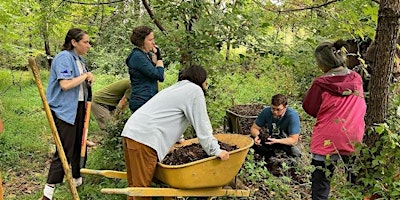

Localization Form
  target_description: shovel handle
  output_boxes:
[80,86,92,168]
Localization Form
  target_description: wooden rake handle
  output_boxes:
[28,57,80,200]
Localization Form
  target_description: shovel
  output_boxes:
[80,85,92,168]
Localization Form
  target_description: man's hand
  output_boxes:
[265,137,279,145]
[113,96,128,116]
[253,135,262,146]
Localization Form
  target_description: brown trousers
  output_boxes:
[123,137,158,200]
[91,102,112,130]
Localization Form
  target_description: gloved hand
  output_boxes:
[155,46,162,60]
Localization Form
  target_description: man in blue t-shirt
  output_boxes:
[250,94,301,160]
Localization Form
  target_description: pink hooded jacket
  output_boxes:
[303,69,366,156]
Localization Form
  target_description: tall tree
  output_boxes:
[364,0,400,147]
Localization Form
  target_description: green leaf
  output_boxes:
[375,125,385,134]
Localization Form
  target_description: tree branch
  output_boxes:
[262,0,343,13]
[63,0,124,5]
[141,0,167,35]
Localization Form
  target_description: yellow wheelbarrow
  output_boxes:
[81,133,254,199]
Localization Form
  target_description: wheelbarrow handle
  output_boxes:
[80,168,127,179]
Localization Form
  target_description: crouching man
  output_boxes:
[250,94,301,161]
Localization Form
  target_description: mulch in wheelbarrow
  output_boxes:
[162,141,238,165]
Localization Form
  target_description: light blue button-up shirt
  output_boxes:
[46,50,88,125]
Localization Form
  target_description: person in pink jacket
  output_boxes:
[302,39,366,200]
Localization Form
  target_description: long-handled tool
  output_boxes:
[28,57,80,200]
[80,86,92,168]
[0,119,4,200]
[0,169,3,200]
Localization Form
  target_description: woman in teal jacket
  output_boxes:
[126,26,164,113]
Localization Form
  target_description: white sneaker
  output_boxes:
[74,177,82,187]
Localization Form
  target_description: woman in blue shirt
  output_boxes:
[40,28,93,200]
[126,26,165,113]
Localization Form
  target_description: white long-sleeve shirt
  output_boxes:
[121,80,222,161]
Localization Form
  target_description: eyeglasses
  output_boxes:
[271,106,286,112]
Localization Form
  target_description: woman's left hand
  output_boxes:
[86,72,94,84]
[218,150,230,160]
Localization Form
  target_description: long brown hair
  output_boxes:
[315,39,348,69]
[180,65,207,94]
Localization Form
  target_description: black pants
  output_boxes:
[252,143,297,160]
[47,102,87,184]
[311,156,355,200]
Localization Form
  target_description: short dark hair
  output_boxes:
[130,26,153,48]
[180,65,207,94]
[315,39,348,69]
[271,94,287,106]
[63,28,88,51]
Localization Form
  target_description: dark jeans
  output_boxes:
[47,102,87,184]
[311,156,355,200]
[253,143,301,160]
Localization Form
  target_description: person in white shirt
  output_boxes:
[121,65,230,200]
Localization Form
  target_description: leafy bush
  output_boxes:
[206,57,300,128]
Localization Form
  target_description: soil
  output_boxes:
[226,104,265,135]
[228,104,264,117]
[162,141,238,165]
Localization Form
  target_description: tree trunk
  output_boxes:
[364,0,400,147]
[225,30,231,61]
[43,32,52,68]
